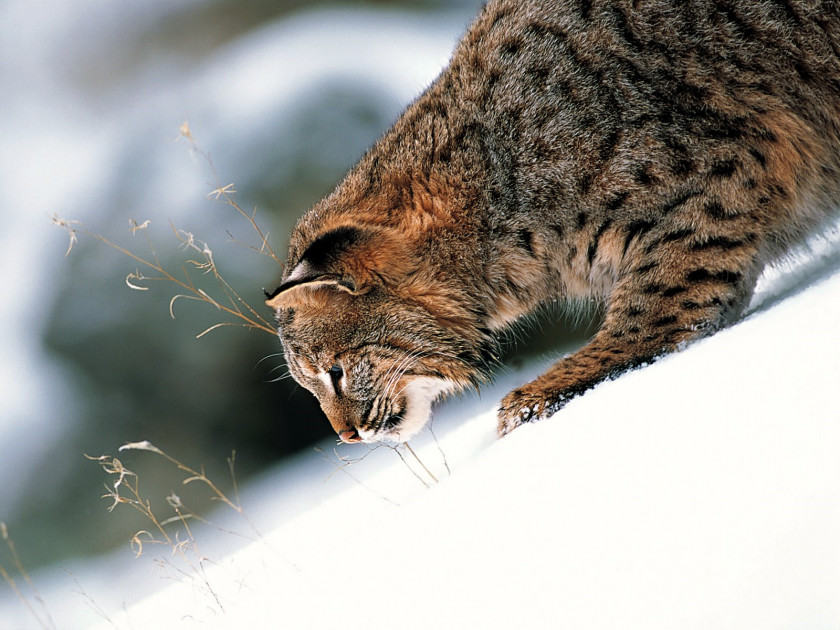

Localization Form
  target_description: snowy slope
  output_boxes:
[85,233,840,630]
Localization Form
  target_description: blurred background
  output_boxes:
[0,0,491,574]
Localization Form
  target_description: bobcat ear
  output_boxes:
[265,226,368,310]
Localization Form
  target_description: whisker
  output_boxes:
[267,371,296,383]
[382,350,425,400]
[385,355,425,401]
[384,348,423,384]
[256,352,285,367]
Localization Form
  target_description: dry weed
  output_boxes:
[316,434,448,502]
[87,441,263,614]
[0,522,55,629]
[52,122,282,339]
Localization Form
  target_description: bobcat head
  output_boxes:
[266,224,491,443]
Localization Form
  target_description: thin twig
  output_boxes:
[404,443,439,484]
[179,121,282,266]
[87,441,275,616]
[428,424,451,476]
[52,122,285,341]
[314,447,400,506]
[64,569,117,629]
[53,215,277,337]
[0,522,55,630]
[390,445,431,489]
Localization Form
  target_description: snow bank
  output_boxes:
[90,241,840,629]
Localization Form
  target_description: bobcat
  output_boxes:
[266,0,840,443]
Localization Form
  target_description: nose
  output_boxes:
[338,429,362,443]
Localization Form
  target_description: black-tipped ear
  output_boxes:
[298,225,363,271]
[265,226,365,309]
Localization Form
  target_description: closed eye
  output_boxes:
[328,364,344,393]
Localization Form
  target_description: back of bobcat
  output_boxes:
[267,0,840,443]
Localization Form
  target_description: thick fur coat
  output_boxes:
[267,0,840,442]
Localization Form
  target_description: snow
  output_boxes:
[72,235,840,630]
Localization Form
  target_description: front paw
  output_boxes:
[497,386,564,437]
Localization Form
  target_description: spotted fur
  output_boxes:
[267,0,840,442]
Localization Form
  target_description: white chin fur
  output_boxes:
[360,377,456,444]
